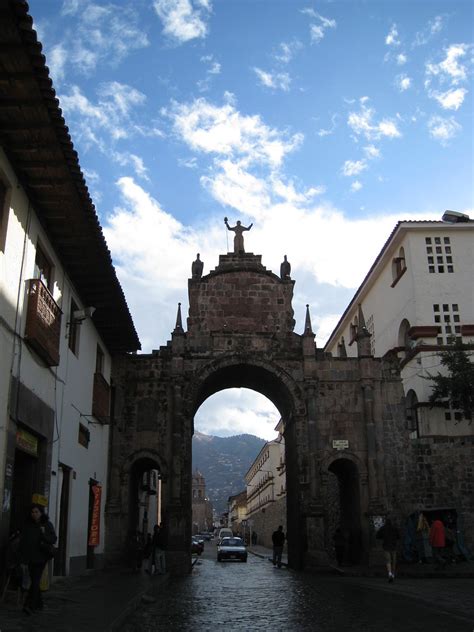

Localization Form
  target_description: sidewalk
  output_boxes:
[248,545,474,578]
[248,545,288,567]
[0,565,166,632]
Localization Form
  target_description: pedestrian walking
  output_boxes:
[376,517,400,583]
[333,528,346,567]
[429,517,446,570]
[415,512,430,563]
[272,525,285,568]
[18,504,57,615]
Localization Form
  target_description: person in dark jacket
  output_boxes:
[19,504,57,614]
[376,518,400,583]
[272,525,285,568]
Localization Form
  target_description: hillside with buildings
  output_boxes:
[192,431,266,514]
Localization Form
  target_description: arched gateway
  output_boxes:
[106,251,406,575]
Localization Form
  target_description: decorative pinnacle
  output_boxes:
[173,302,184,334]
[304,304,314,335]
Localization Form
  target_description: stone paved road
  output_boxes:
[119,548,474,632]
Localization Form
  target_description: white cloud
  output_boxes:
[426,44,470,85]
[178,156,198,169]
[165,97,303,168]
[397,53,407,65]
[273,40,303,64]
[351,180,363,192]
[347,100,402,141]
[342,159,367,177]
[195,389,280,440]
[413,15,444,47]
[47,2,149,81]
[385,24,400,47]
[317,113,338,137]
[433,88,467,110]
[154,0,211,43]
[363,145,380,159]
[396,74,411,92]
[197,54,221,92]
[301,8,336,44]
[428,115,461,144]
[254,67,291,91]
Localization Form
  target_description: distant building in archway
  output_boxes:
[192,470,213,534]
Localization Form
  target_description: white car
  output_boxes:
[217,537,247,562]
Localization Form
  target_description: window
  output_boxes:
[391,247,406,286]
[96,345,104,375]
[434,303,463,345]
[68,298,80,355]
[425,236,454,273]
[78,423,90,448]
[34,244,53,290]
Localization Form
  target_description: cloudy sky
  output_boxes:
[32,0,473,439]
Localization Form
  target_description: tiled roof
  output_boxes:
[0,1,140,352]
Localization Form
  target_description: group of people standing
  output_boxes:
[126,524,166,575]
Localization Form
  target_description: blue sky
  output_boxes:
[31,0,473,439]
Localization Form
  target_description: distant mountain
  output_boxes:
[192,431,266,515]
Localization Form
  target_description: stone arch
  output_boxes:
[185,354,304,421]
[324,455,365,564]
[184,354,306,568]
[119,449,168,542]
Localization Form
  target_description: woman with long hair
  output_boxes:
[19,503,57,615]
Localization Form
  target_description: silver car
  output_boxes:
[217,536,247,562]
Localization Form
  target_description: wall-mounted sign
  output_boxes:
[332,439,349,450]
[16,430,38,456]
[88,485,102,547]
[32,493,48,506]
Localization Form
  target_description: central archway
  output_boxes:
[184,356,305,570]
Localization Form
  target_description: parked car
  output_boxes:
[217,537,247,562]
[191,537,204,555]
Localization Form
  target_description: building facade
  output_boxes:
[245,420,286,548]
[0,2,140,577]
[325,218,474,552]
[191,471,213,534]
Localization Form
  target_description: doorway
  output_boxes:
[328,458,363,564]
[10,448,38,532]
[54,464,71,575]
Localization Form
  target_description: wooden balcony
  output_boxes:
[24,279,62,366]
[92,372,110,424]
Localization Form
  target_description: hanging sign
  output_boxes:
[332,439,349,450]
[88,485,102,547]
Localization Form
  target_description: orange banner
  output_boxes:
[88,485,101,547]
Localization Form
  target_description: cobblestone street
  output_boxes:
[119,547,474,632]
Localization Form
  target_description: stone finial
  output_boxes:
[338,336,347,358]
[304,304,314,336]
[173,302,184,334]
[355,303,372,357]
[224,216,253,254]
[191,253,204,279]
[280,255,291,280]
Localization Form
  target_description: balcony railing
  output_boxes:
[24,279,62,366]
[92,372,110,424]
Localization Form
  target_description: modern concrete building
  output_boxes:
[0,1,140,576]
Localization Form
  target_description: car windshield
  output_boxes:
[221,538,244,547]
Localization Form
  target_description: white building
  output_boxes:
[245,420,286,546]
[324,216,474,438]
[0,3,140,576]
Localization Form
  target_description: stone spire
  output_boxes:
[355,304,372,357]
[303,304,314,336]
[173,302,184,334]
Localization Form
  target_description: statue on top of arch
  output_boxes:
[224,217,253,254]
